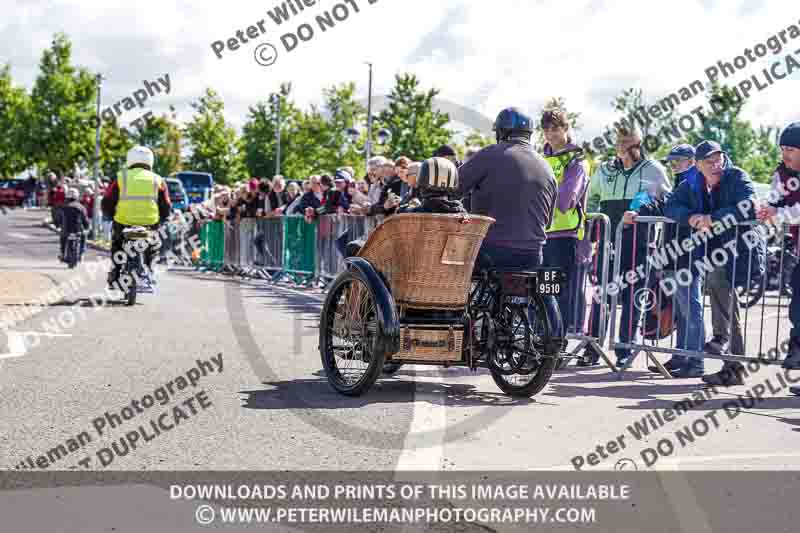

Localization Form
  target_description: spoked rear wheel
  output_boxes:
[320,270,386,396]
[489,297,556,397]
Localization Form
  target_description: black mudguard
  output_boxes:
[344,257,401,357]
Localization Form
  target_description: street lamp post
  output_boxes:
[273,94,281,176]
[365,62,373,171]
[91,73,104,240]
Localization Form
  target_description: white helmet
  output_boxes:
[126,145,154,169]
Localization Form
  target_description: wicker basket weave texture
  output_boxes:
[395,327,463,361]
[357,213,494,309]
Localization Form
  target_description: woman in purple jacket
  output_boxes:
[540,109,590,337]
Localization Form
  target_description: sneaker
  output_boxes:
[648,358,686,373]
[616,355,632,369]
[782,341,800,370]
[704,336,729,355]
[576,345,602,367]
[701,363,745,386]
[670,365,705,379]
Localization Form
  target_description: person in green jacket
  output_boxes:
[581,125,671,368]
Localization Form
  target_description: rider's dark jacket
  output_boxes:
[61,200,90,234]
[457,140,557,255]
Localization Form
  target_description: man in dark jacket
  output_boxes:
[59,188,90,261]
[458,107,561,336]
[664,141,765,385]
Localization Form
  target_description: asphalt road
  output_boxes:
[1,206,800,476]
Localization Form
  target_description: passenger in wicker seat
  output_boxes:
[342,157,466,258]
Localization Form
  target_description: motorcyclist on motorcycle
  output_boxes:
[101,146,171,289]
[458,107,562,335]
[59,187,90,262]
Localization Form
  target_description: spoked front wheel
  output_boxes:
[489,298,556,397]
[319,270,386,396]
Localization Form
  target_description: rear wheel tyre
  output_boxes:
[320,270,386,396]
[489,297,557,398]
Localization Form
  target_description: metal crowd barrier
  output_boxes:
[255,217,284,276]
[199,219,225,271]
[558,213,615,369]
[281,215,318,284]
[222,221,240,274]
[607,215,794,377]
[203,214,386,284]
[237,219,261,277]
[317,214,369,282]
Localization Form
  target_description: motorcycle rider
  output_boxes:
[101,146,171,289]
[59,187,90,262]
[458,107,562,335]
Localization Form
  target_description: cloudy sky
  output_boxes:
[2,0,799,141]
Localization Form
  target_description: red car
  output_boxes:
[0,179,26,207]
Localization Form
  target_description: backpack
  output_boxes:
[641,279,676,341]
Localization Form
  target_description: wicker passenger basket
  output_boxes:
[357,213,495,309]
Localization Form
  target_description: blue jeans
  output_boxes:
[474,243,563,341]
[590,235,647,360]
[664,271,705,370]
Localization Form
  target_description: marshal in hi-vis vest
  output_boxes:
[114,167,162,226]
[545,151,588,240]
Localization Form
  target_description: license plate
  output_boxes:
[533,269,566,295]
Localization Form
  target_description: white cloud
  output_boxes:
[1,0,798,142]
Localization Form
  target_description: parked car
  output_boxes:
[0,179,26,207]
[166,178,189,211]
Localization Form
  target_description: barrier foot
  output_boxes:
[646,351,672,379]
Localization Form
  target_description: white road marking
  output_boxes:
[0,331,27,359]
[0,330,72,360]
[257,282,448,471]
[395,366,447,471]
[6,232,31,240]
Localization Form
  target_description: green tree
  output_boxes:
[453,130,492,161]
[741,125,781,183]
[0,64,32,177]
[376,74,452,160]
[241,82,298,179]
[28,33,97,175]
[126,106,182,177]
[684,84,756,164]
[314,82,367,177]
[183,88,245,185]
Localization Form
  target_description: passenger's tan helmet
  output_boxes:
[417,157,459,197]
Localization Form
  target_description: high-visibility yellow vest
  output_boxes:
[545,151,588,240]
[114,167,162,226]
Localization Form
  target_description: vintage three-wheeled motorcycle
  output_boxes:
[318,212,565,397]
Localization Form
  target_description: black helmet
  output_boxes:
[417,157,459,198]
[493,107,534,142]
